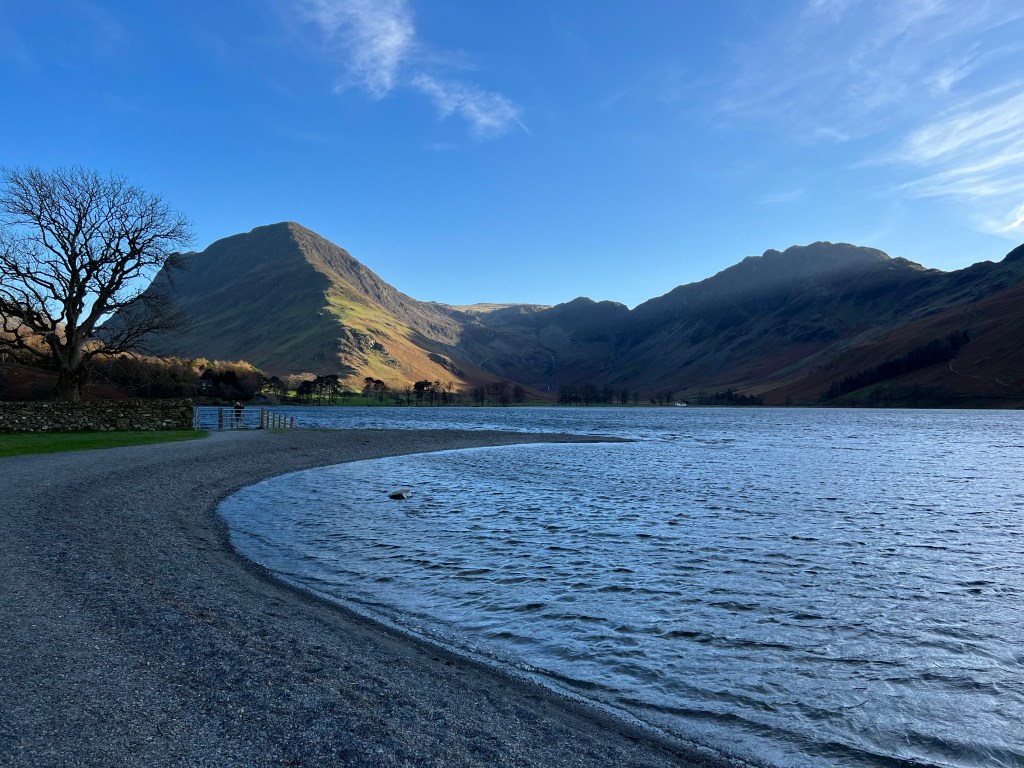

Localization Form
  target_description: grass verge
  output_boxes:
[0,430,208,458]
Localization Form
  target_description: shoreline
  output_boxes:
[0,429,750,767]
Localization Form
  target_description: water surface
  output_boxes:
[222,408,1024,767]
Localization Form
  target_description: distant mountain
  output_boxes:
[598,242,1024,404]
[138,223,1024,406]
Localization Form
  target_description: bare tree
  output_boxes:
[0,167,192,401]
[511,383,526,405]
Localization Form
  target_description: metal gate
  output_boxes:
[192,406,296,431]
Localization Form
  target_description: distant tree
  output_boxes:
[285,372,316,394]
[0,166,192,401]
[558,384,579,405]
[472,386,486,406]
[260,375,286,401]
[313,374,340,404]
[414,379,431,404]
[511,383,526,405]
[488,380,510,406]
[295,379,315,403]
[441,380,456,405]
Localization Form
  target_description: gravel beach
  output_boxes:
[0,429,743,768]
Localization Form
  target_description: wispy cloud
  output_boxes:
[894,85,1024,165]
[893,84,1024,233]
[302,0,412,97]
[296,0,523,139]
[730,2,1024,131]
[1000,203,1024,232]
[722,0,1024,236]
[412,75,523,139]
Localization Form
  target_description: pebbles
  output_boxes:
[0,429,731,768]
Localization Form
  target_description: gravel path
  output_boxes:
[0,429,744,768]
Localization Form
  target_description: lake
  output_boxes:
[220,406,1024,767]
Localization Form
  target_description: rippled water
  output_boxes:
[221,408,1024,767]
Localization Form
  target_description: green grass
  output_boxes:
[0,430,208,458]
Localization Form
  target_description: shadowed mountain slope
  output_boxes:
[765,280,1024,406]
[599,242,1024,401]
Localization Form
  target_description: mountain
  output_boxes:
[137,223,1024,406]
[600,242,1024,403]
[142,222,491,389]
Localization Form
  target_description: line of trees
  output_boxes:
[691,389,763,405]
[649,389,677,405]
[360,377,391,404]
[826,330,972,400]
[407,379,458,405]
[79,355,261,400]
[557,383,651,405]
[470,380,525,406]
[256,374,527,407]
[285,375,473,406]
[291,374,352,404]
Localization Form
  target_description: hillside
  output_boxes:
[143,223,492,390]
[598,242,1024,403]
[135,223,1024,405]
[764,280,1024,406]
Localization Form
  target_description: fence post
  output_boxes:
[290,416,295,429]
[217,407,223,431]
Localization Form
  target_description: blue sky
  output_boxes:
[4,1,1024,308]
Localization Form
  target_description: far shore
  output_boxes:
[0,429,747,767]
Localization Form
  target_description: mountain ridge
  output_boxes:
[138,222,1024,406]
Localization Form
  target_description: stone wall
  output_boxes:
[0,400,194,433]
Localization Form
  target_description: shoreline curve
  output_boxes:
[0,429,750,768]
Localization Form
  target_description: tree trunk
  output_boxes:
[53,368,82,402]
[53,346,87,402]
